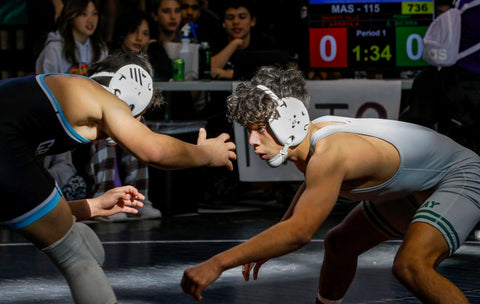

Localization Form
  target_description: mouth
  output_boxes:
[255,151,268,160]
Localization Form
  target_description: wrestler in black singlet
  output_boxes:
[0,74,90,228]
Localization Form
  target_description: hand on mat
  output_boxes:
[181,259,222,301]
[88,185,145,218]
[242,259,268,281]
[196,128,237,171]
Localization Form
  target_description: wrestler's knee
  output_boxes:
[76,221,105,265]
[392,249,422,285]
[324,225,352,257]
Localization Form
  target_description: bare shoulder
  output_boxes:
[308,134,349,173]
[44,73,96,89]
[44,75,108,137]
[43,74,104,105]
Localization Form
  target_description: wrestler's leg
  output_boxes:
[393,222,468,304]
[16,196,73,247]
[318,203,390,302]
[319,195,420,303]
[16,197,116,304]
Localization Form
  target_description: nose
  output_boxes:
[248,130,260,146]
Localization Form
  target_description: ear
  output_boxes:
[250,16,256,27]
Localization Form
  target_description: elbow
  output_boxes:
[289,226,315,248]
[136,145,165,167]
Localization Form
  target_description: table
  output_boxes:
[153,80,233,91]
[153,79,413,91]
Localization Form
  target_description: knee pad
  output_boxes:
[76,221,105,265]
[41,219,116,304]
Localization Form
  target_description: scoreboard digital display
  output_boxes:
[309,0,435,69]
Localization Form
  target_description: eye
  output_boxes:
[257,125,267,133]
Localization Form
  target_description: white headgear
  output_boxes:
[90,64,153,117]
[256,84,309,167]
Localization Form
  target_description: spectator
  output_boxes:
[110,10,152,53]
[146,0,197,120]
[147,0,182,80]
[210,0,277,80]
[36,0,108,75]
[180,0,220,44]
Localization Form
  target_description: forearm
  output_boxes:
[143,134,212,170]
[213,219,311,271]
[211,40,241,69]
[281,183,306,221]
[68,199,93,221]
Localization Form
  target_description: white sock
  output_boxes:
[318,293,343,304]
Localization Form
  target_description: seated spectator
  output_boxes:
[36,0,108,74]
[210,0,277,80]
[180,0,221,44]
[146,0,196,120]
[109,10,152,53]
[147,0,182,81]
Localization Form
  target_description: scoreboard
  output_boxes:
[309,0,435,69]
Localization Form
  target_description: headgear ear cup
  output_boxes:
[256,85,310,167]
[90,64,153,117]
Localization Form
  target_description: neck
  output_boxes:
[290,122,315,173]
[73,31,89,44]
[159,30,176,42]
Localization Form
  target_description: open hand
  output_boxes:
[88,185,145,218]
[197,128,236,171]
[242,259,268,281]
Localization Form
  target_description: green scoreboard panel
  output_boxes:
[309,0,434,69]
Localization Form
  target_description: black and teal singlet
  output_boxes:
[0,74,90,228]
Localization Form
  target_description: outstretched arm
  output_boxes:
[242,182,307,280]
[181,154,345,301]
[281,182,306,221]
[101,99,237,171]
[63,78,236,172]
[68,185,145,221]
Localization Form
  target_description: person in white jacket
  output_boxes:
[36,0,108,75]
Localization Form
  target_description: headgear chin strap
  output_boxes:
[256,85,309,168]
[90,64,153,117]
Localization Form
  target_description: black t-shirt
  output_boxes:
[211,31,284,80]
[147,41,173,81]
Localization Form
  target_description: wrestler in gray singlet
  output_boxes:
[310,116,480,254]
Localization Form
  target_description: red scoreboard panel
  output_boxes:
[309,0,434,69]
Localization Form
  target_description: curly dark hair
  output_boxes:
[226,66,310,127]
[87,51,164,112]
